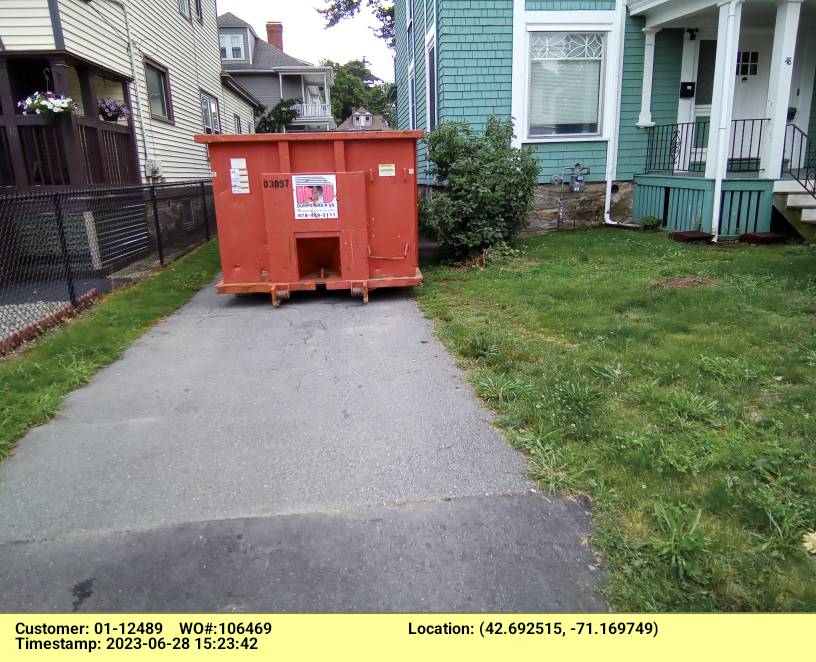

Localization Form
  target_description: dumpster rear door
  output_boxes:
[262,172,369,285]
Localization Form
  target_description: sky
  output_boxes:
[215,1,395,82]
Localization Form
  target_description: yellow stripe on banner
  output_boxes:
[1,614,814,661]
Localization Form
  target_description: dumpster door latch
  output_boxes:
[367,243,409,261]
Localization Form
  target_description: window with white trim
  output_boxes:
[200,91,221,134]
[528,32,604,138]
[234,114,242,134]
[178,0,190,19]
[219,34,244,60]
[407,0,414,27]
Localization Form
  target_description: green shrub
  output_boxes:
[641,215,661,231]
[255,99,298,133]
[425,116,539,258]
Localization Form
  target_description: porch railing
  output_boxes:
[645,118,768,175]
[782,123,816,199]
[77,119,136,186]
[294,102,332,119]
[1,116,139,190]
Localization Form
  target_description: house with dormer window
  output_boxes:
[217,13,336,132]
[338,107,389,131]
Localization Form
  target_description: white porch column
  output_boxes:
[761,0,802,177]
[323,71,331,120]
[637,27,662,127]
[707,0,743,240]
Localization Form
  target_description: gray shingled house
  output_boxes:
[217,13,335,132]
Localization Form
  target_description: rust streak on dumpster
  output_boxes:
[194,130,425,305]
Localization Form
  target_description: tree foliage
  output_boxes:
[425,116,540,258]
[318,1,395,48]
[324,59,395,126]
[254,99,299,133]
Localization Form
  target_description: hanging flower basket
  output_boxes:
[17,91,76,123]
[97,98,130,122]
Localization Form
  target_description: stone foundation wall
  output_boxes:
[525,181,634,233]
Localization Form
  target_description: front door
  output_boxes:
[691,32,772,170]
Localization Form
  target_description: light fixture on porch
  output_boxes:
[685,28,698,41]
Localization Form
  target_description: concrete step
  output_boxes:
[774,179,816,194]
[802,207,816,223]
[786,193,816,209]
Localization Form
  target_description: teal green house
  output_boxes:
[395,0,816,240]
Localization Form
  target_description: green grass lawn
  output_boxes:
[0,241,222,460]
[416,229,816,611]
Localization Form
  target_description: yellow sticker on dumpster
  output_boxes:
[379,163,396,177]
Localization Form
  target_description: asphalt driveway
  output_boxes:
[0,285,605,611]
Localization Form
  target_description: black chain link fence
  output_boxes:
[0,180,215,354]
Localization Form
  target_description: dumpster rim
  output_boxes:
[194,130,425,144]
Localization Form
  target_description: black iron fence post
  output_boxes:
[149,184,165,266]
[200,180,211,242]
[53,192,77,305]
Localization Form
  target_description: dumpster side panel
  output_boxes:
[210,141,284,286]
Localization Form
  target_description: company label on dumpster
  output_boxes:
[292,174,338,220]
[230,158,250,194]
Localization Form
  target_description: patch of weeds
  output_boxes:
[548,379,605,441]
[649,503,709,581]
[473,371,530,405]
[668,390,719,424]
[699,355,758,383]
[459,327,512,367]
[590,362,628,384]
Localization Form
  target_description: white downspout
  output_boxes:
[711,0,742,242]
[102,0,151,176]
[604,0,628,225]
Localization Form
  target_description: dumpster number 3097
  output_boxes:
[264,179,289,189]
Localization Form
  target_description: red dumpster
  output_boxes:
[195,131,424,305]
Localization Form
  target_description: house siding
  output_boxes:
[437,0,513,129]
[222,87,255,135]
[0,0,55,50]
[395,1,432,180]
[58,0,129,78]
[525,1,615,9]
[395,0,411,132]
[233,73,282,111]
[616,20,683,181]
[395,1,683,186]
[54,0,248,181]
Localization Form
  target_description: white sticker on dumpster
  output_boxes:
[292,174,338,220]
[230,158,250,194]
[379,163,396,177]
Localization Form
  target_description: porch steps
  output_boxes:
[773,186,816,243]
[773,179,816,194]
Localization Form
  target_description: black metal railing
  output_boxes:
[645,118,768,174]
[0,180,215,354]
[782,123,816,200]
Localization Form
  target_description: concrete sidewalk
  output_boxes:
[0,285,605,611]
